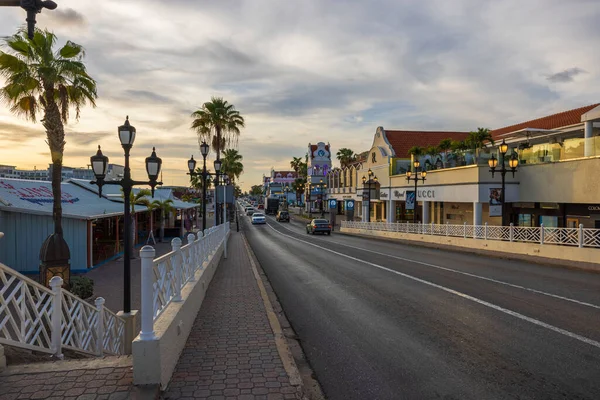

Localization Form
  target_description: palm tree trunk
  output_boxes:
[160,209,165,242]
[42,87,66,236]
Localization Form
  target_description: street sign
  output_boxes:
[329,199,337,208]
[346,200,355,210]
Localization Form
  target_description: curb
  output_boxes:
[240,232,305,395]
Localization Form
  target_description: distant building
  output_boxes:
[305,142,332,213]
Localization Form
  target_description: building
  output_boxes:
[305,142,332,214]
[264,169,299,205]
[0,163,124,182]
[328,103,600,228]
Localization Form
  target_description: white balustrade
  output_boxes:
[139,223,230,341]
[0,265,125,358]
[341,221,600,249]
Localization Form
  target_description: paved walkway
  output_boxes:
[163,230,300,400]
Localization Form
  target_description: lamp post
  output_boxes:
[307,182,313,218]
[406,161,426,224]
[317,179,327,217]
[187,141,211,231]
[0,0,58,39]
[222,174,230,223]
[284,186,290,210]
[213,159,222,226]
[488,139,519,226]
[90,117,162,314]
[361,169,378,222]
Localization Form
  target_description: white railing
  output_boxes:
[139,222,230,340]
[342,221,600,249]
[0,264,125,358]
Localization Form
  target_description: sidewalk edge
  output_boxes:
[240,232,304,390]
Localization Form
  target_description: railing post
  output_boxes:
[49,276,63,359]
[224,225,228,259]
[579,224,584,248]
[484,222,488,240]
[139,245,156,340]
[463,222,467,239]
[95,297,105,356]
[446,222,449,237]
[187,233,197,280]
[510,223,514,242]
[540,223,545,245]
[430,222,434,236]
[172,237,183,302]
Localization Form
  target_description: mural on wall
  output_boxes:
[0,180,80,206]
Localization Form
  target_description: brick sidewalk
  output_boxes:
[163,230,301,400]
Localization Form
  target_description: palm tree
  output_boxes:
[467,127,494,163]
[290,157,302,174]
[190,97,245,168]
[152,199,175,242]
[221,149,244,183]
[438,138,453,168]
[0,28,97,251]
[292,177,307,205]
[450,140,469,166]
[190,168,214,191]
[424,145,439,170]
[336,148,356,167]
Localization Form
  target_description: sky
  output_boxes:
[0,0,599,191]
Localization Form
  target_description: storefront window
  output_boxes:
[518,214,534,227]
[540,215,558,227]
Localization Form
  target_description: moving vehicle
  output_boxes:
[265,197,280,215]
[257,204,265,210]
[276,211,290,222]
[306,219,332,235]
[246,207,256,216]
[251,213,266,225]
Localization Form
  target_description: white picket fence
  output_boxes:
[342,221,600,248]
[0,264,125,358]
[138,222,230,340]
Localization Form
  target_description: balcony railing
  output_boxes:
[342,221,600,249]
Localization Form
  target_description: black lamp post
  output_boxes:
[284,186,290,210]
[307,183,313,218]
[488,139,519,226]
[222,174,230,223]
[90,117,162,314]
[317,179,327,217]
[213,159,222,225]
[361,169,378,222]
[0,0,58,39]
[187,141,211,231]
[406,161,426,224]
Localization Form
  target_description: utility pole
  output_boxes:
[0,0,58,39]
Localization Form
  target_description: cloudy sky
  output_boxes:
[0,0,598,190]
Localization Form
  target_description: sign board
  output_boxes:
[406,191,415,210]
[328,199,337,209]
[216,185,234,203]
[489,188,502,217]
[345,200,355,211]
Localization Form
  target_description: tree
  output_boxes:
[408,146,424,157]
[290,157,302,174]
[221,149,244,183]
[151,199,174,242]
[424,145,439,170]
[292,177,307,205]
[120,188,150,258]
[438,138,453,168]
[190,97,245,166]
[250,185,263,196]
[467,127,494,163]
[336,148,356,167]
[0,28,97,245]
[190,168,214,191]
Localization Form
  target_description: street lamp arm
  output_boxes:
[0,1,21,6]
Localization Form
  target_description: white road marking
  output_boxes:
[272,218,600,310]
[265,221,600,349]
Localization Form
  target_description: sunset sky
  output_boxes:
[0,0,598,191]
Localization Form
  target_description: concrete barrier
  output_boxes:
[132,234,228,389]
[341,227,600,271]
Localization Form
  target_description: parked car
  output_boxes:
[306,219,331,235]
[276,211,290,222]
[246,207,256,216]
[251,213,266,225]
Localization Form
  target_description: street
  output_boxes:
[242,213,600,400]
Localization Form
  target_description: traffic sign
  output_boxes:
[329,199,337,208]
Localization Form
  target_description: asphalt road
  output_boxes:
[241,210,600,400]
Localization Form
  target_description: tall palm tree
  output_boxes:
[190,97,245,166]
[152,199,175,242]
[0,28,97,245]
[336,148,356,167]
[290,157,302,175]
[190,167,214,191]
[221,149,244,183]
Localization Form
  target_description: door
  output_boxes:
[566,218,579,228]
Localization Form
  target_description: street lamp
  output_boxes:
[213,159,222,225]
[187,141,212,231]
[488,139,518,226]
[317,179,328,217]
[90,116,162,314]
[0,0,58,39]
[361,169,378,223]
[284,186,290,210]
[222,173,230,223]
[406,160,426,224]
[307,182,313,218]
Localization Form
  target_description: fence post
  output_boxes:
[484,222,488,240]
[49,276,63,359]
[187,234,197,280]
[446,222,449,237]
[95,297,105,356]
[540,223,545,245]
[463,222,467,239]
[510,223,514,242]
[139,245,156,340]
[430,222,434,236]
[172,237,183,302]
[224,225,228,259]
[579,224,584,248]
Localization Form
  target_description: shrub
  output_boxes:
[70,276,94,299]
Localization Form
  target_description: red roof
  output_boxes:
[491,104,599,139]
[385,131,470,158]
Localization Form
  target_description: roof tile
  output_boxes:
[385,130,470,158]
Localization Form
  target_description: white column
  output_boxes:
[473,202,483,226]
[422,201,430,224]
[139,245,156,340]
[387,200,396,222]
[50,276,63,358]
[362,201,369,222]
[95,297,105,356]
[584,120,594,157]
